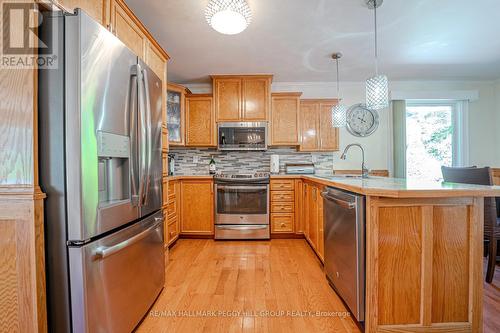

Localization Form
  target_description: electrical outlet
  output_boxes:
[193,156,199,164]
[311,154,318,163]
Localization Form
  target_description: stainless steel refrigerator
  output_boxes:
[39,9,164,333]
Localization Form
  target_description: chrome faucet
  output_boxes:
[340,143,369,178]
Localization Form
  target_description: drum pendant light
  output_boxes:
[365,0,389,110]
[331,53,348,127]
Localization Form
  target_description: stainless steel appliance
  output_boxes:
[39,9,164,333]
[214,173,270,239]
[321,187,365,322]
[285,163,315,174]
[218,122,268,150]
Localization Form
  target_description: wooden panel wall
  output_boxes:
[0,187,47,333]
[0,1,47,331]
[366,197,483,333]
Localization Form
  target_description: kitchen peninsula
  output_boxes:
[168,173,500,332]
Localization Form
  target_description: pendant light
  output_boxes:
[365,0,389,110]
[331,53,348,127]
[205,0,252,35]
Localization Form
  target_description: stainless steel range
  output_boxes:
[214,172,270,239]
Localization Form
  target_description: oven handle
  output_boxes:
[215,225,269,230]
[216,185,268,191]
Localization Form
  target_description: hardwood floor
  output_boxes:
[136,239,360,333]
[137,239,500,333]
[483,261,500,332]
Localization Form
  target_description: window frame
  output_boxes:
[402,99,470,178]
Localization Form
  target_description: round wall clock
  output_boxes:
[346,103,379,137]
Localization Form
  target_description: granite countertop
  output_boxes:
[302,174,500,198]
[167,174,500,198]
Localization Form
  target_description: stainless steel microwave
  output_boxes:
[218,122,268,151]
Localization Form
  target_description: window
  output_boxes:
[393,100,469,181]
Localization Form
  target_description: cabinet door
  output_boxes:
[214,79,241,121]
[180,180,214,235]
[110,0,145,59]
[58,0,106,24]
[300,102,320,151]
[167,84,186,146]
[271,94,300,145]
[242,78,269,121]
[145,41,166,81]
[294,180,303,234]
[303,183,310,241]
[319,102,339,151]
[317,186,324,261]
[186,95,215,147]
[308,186,319,251]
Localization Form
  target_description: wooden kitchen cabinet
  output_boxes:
[270,178,296,234]
[185,94,216,147]
[109,0,145,59]
[299,99,340,152]
[242,77,270,120]
[167,83,189,146]
[56,0,107,24]
[213,78,241,121]
[180,180,214,235]
[212,75,272,122]
[271,92,302,145]
[165,179,180,247]
[302,181,324,261]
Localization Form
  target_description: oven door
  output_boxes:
[215,184,269,224]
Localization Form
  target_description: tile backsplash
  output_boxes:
[170,147,334,175]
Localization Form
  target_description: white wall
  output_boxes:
[186,80,500,172]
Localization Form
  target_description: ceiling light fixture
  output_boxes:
[331,53,349,127]
[205,0,252,35]
[365,0,389,110]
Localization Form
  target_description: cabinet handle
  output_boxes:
[280,223,286,227]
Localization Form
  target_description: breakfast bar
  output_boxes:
[302,175,500,333]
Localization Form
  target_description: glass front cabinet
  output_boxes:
[166,83,189,146]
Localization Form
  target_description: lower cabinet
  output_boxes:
[270,179,296,234]
[302,181,324,262]
[180,179,214,235]
[165,179,180,247]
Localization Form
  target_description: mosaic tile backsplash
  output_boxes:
[170,148,335,176]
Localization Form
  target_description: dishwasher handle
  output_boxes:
[321,191,356,209]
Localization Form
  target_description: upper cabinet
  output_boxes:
[212,75,272,122]
[56,0,106,24]
[167,83,189,146]
[185,94,216,147]
[270,92,302,146]
[109,0,145,59]
[299,99,339,152]
[214,78,241,121]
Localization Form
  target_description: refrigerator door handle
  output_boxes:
[136,63,147,206]
[93,217,163,259]
[129,66,139,206]
[141,68,152,206]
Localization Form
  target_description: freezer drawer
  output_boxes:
[215,224,270,240]
[68,211,165,333]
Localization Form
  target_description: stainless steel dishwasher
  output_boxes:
[321,187,365,322]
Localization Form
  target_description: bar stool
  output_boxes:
[441,166,499,283]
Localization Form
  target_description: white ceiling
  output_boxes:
[126,0,500,84]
